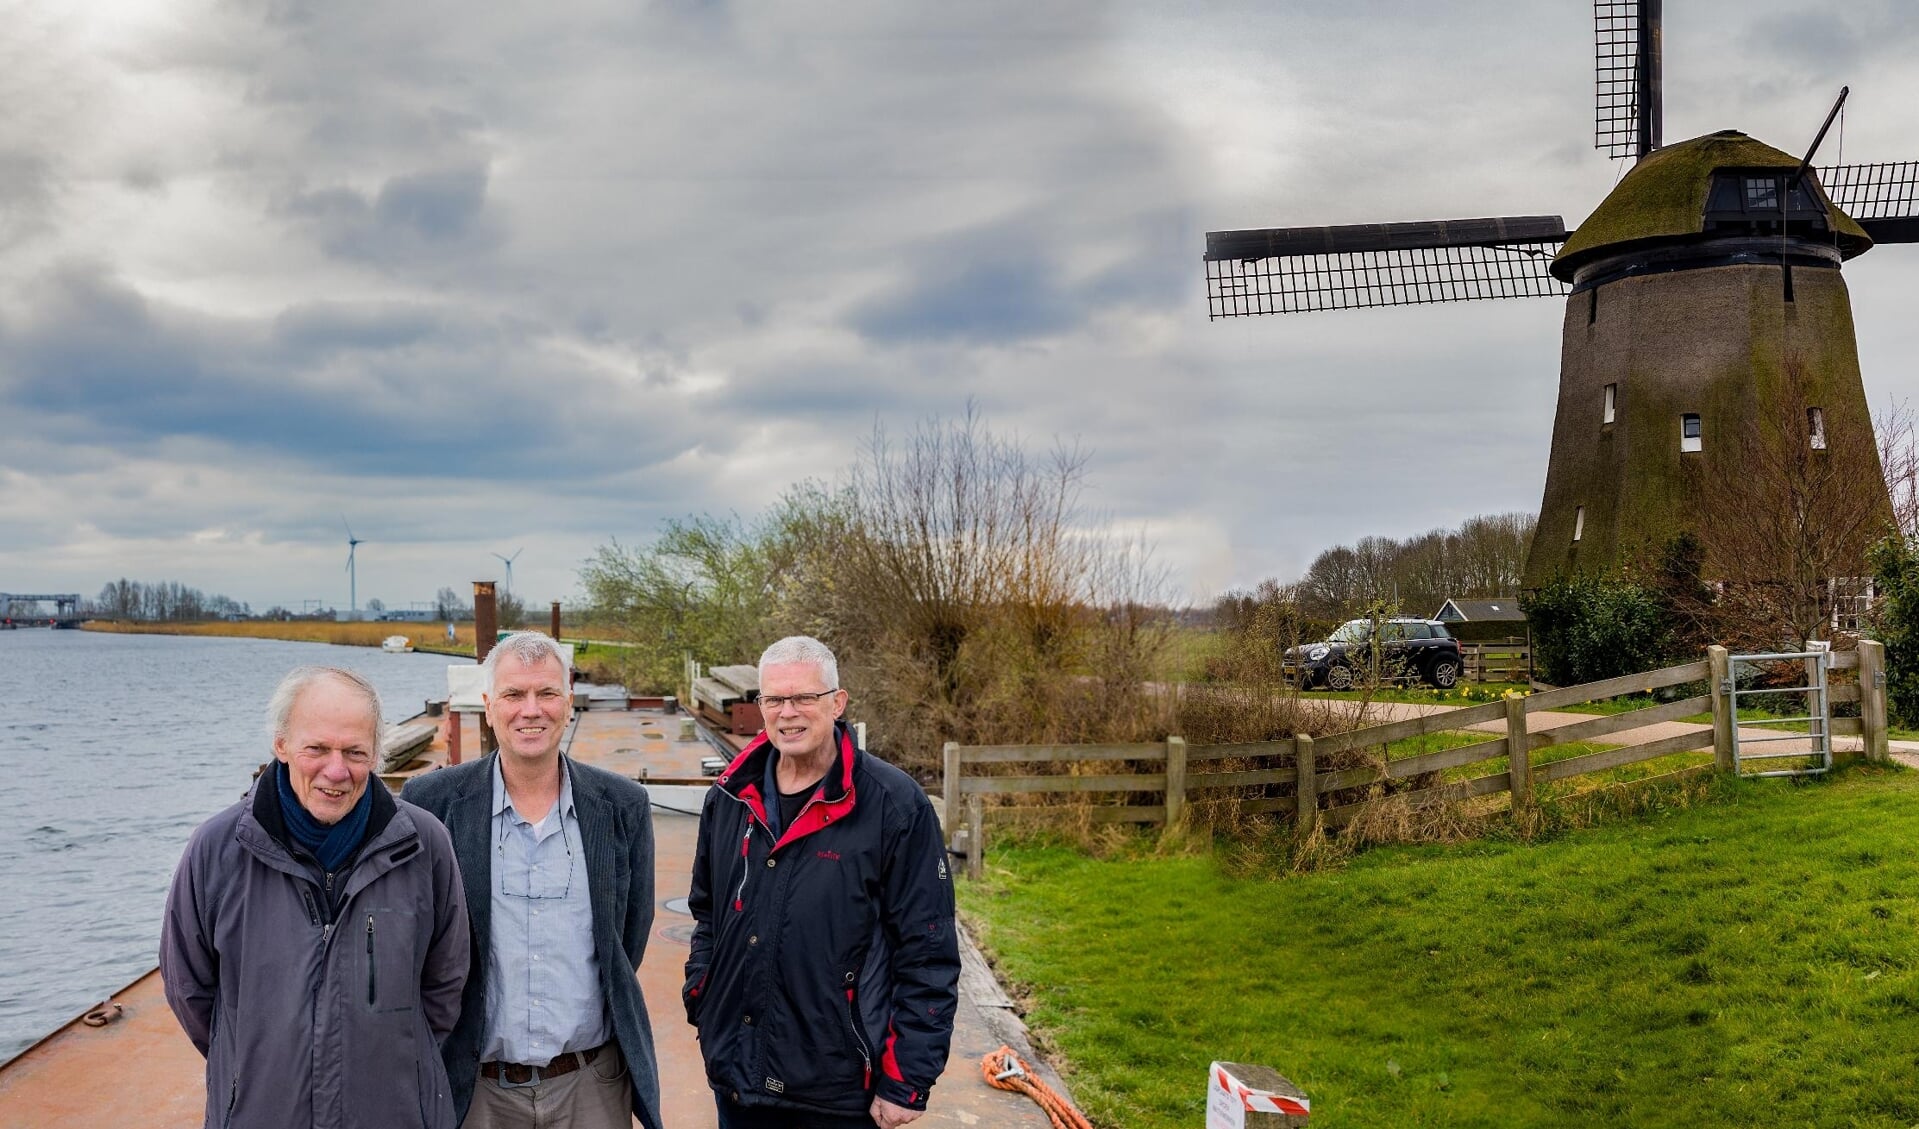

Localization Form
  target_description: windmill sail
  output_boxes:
[1817,161,1919,243]
[1594,0,1660,159]
[1203,216,1568,317]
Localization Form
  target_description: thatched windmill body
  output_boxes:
[1204,1,1919,591]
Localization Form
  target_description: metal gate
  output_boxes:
[1727,648,1831,777]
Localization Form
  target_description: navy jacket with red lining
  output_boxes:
[683,723,959,1116]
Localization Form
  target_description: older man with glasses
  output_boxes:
[405,631,664,1129]
[684,635,959,1129]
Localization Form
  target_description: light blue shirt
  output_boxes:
[482,758,607,1066]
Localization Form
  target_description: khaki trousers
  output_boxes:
[463,1045,634,1129]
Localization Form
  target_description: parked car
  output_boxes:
[1283,618,1464,690]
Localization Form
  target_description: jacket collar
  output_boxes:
[716,723,859,849]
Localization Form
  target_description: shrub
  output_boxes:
[1522,570,1671,686]
[1867,533,1919,726]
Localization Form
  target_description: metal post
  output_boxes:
[1708,645,1734,773]
[446,711,463,766]
[550,601,562,640]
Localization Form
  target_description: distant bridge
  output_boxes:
[0,593,82,627]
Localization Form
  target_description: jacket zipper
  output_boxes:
[365,915,376,1007]
[733,824,753,911]
[845,987,873,1088]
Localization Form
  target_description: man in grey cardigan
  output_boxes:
[405,631,664,1129]
[162,666,470,1129]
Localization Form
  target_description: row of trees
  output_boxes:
[1292,512,1535,620]
[582,409,1170,773]
[92,579,251,621]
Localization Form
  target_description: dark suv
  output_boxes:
[1283,618,1464,690]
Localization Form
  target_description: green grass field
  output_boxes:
[959,764,1919,1128]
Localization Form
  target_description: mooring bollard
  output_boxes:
[1207,1061,1310,1127]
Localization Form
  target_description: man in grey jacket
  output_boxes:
[404,631,664,1129]
[161,666,470,1129]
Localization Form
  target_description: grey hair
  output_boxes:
[267,666,384,745]
[483,631,569,692]
[757,635,839,690]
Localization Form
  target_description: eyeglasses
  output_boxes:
[498,819,575,900]
[757,689,840,712]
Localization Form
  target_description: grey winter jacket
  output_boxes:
[161,777,470,1129]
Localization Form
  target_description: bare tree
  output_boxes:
[1693,356,1893,648]
[1878,397,1919,542]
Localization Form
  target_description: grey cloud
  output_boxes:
[286,161,497,263]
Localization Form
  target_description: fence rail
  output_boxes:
[940,642,1888,877]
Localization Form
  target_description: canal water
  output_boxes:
[0,629,466,1061]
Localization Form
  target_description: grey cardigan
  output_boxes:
[403,754,664,1129]
[161,781,470,1129]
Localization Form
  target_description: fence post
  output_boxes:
[941,742,961,841]
[1708,645,1735,773]
[1294,734,1318,840]
[966,796,985,881]
[1859,639,1890,764]
[1505,694,1532,811]
[1164,735,1188,831]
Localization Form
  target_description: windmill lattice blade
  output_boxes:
[1817,162,1919,222]
[1203,217,1567,317]
[1593,0,1642,159]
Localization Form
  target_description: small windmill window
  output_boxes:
[1573,506,1585,542]
[1681,413,1702,452]
[1809,407,1827,450]
[1744,176,1779,211]
[1603,383,1616,425]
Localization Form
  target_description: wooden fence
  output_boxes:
[940,642,1889,878]
[1459,638,1530,683]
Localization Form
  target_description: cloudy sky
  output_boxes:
[3,0,1916,614]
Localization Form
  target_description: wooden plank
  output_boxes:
[1188,767,1298,789]
[1507,695,1532,810]
[1525,660,1709,711]
[1312,699,1511,757]
[1534,730,1714,783]
[1295,733,1318,840]
[1831,650,1860,671]
[1165,736,1187,827]
[1830,717,1862,736]
[1318,763,1389,792]
[960,774,1166,795]
[942,742,960,841]
[1830,682,1860,704]
[981,803,1166,826]
[1528,695,1710,748]
[1859,639,1889,762]
[1186,740,1295,763]
[1321,772,1511,829]
[1710,646,1734,773]
[707,664,761,694]
[1388,736,1508,779]
[1231,795,1299,816]
[957,744,1164,764]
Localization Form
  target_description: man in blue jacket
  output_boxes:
[685,635,959,1129]
[405,631,664,1129]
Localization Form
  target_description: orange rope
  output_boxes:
[981,1045,1094,1129]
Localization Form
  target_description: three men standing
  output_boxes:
[162,666,471,1129]
[685,635,960,1128]
[406,631,665,1129]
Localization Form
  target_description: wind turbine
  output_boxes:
[492,548,523,601]
[344,518,366,616]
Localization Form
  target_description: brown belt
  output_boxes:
[480,1045,602,1086]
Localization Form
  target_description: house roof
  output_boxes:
[1436,598,1527,622]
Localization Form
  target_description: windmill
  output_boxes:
[1202,0,1919,590]
[492,548,523,601]
[343,518,365,617]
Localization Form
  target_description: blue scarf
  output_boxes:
[275,761,373,873]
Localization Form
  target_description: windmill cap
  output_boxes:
[1551,130,1873,282]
